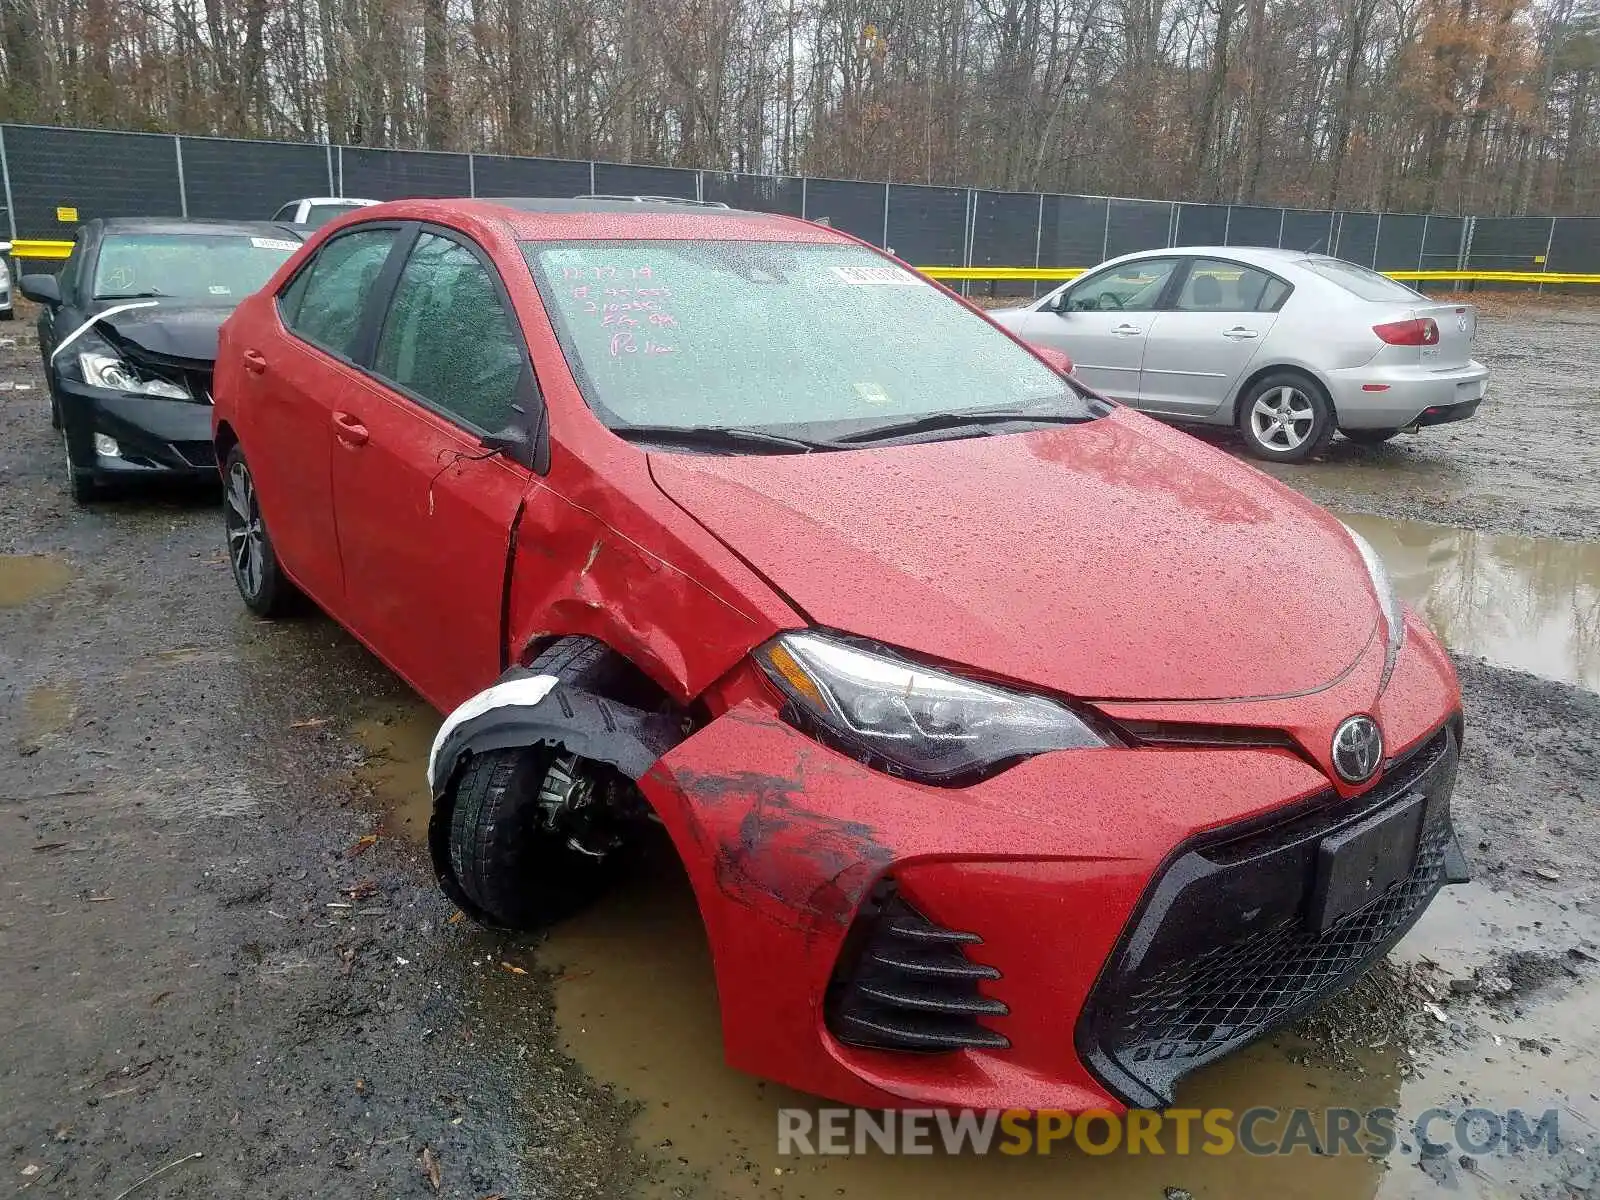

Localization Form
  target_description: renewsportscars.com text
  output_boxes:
[777,1106,1561,1157]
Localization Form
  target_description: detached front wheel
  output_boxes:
[1237,372,1336,463]
[442,637,636,930]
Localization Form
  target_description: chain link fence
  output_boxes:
[3,122,1596,283]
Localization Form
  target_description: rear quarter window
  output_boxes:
[1297,257,1424,303]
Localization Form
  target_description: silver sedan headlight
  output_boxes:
[755,631,1108,783]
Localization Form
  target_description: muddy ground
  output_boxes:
[1,301,1598,1200]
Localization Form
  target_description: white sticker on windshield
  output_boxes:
[251,237,299,251]
[209,285,231,295]
[830,264,919,286]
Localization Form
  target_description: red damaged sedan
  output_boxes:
[212,197,1467,1113]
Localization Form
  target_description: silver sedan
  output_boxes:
[989,247,1489,462]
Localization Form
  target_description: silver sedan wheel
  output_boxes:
[1249,385,1317,452]
[224,460,265,600]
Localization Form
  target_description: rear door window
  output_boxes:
[279,228,396,356]
[1176,259,1292,313]
[372,231,524,433]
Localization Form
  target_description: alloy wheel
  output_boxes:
[224,460,265,600]
[1249,386,1316,452]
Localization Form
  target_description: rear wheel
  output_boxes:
[222,444,300,617]
[445,637,637,930]
[1342,428,1402,446]
[1237,371,1336,463]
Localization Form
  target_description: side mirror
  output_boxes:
[1033,346,1074,376]
[481,424,534,469]
[19,274,61,306]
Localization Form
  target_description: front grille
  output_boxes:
[184,369,215,404]
[173,440,217,469]
[1078,725,1460,1107]
[827,888,1009,1052]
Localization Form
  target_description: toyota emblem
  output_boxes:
[1332,715,1384,783]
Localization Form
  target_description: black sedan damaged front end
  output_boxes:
[52,317,220,498]
[22,215,304,502]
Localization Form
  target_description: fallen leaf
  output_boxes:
[290,716,332,729]
[420,1147,442,1193]
[343,879,378,900]
[345,835,378,858]
[500,961,527,976]
[556,970,594,983]
[447,910,465,924]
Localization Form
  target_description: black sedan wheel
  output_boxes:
[222,445,300,617]
[61,427,97,504]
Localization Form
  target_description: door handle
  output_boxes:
[242,349,268,373]
[1112,323,1143,337]
[332,411,369,446]
[1222,327,1260,340]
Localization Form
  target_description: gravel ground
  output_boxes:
[1,300,1597,1199]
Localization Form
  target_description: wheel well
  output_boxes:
[520,633,681,717]
[1228,364,1330,424]
[214,420,238,462]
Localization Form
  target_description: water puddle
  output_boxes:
[349,703,438,844]
[17,682,78,753]
[1338,513,1600,691]
[0,554,72,607]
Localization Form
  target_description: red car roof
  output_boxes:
[356,196,847,244]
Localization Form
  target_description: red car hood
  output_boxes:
[648,409,1380,701]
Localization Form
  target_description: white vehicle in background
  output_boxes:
[0,240,13,319]
[270,197,379,230]
[989,247,1489,462]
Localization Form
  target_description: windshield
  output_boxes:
[93,233,299,301]
[303,203,366,229]
[524,240,1097,447]
[1297,257,1424,303]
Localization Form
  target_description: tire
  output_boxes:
[222,444,301,617]
[1237,371,1337,463]
[1342,428,1402,446]
[61,426,97,504]
[445,637,632,930]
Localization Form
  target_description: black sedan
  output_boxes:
[19,218,303,502]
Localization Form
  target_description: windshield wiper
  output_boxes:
[612,423,836,453]
[834,407,1094,445]
[94,290,170,300]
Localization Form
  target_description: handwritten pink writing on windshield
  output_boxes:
[608,332,676,358]
[564,266,679,357]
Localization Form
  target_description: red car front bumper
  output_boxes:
[635,615,1463,1111]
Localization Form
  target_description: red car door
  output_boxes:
[328,228,535,713]
[237,225,404,607]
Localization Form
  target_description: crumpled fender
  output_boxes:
[425,667,688,912]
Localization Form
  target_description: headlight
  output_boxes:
[1342,524,1405,689]
[78,351,189,399]
[755,631,1108,783]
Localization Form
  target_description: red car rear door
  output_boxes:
[242,224,406,606]
[328,227,536,713]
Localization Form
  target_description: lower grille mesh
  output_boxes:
[1117,801,1450,1069]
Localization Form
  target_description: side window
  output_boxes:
[279,228,395,357]
[271,203,297,222]
[373,232,524,433]
[1063,258,1178,313]
[1175,258,1288,314]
